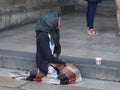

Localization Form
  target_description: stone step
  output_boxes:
[61,56,120,82]
[0,49,120,82]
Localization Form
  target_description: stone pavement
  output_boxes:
[0,68,120,90]
[0,13,120,90]
[0,13,120,61]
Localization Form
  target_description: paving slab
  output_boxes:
[21,82,97,90]
[0,68,120,90]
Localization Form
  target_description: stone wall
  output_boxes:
[75,0,116,16]
[0,0,116,30]
[0,0,60,30]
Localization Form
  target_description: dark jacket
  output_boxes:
[85,0,103,2]
[35,11,65,75]
[36,32,65,75]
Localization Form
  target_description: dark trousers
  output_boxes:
[86,2,98,29]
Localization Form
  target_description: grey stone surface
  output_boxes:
[0,68,120,90]
[77,64,120,82]
[0,0,116,30]
[75,0,116,16]
[0,13,120,81]
[0,8,120,90]
[21,82,97,90]
[72,78,120,90]
[0,49,36,70]
[0,13,119,61]
[0,49,120,81]
[0,0,59,30]
[0,87,22,90]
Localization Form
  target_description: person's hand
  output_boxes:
[58,16,62,29]
[53,53,57,58]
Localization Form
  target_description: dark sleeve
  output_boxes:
[54,30,61,57]
[54,41,61,57]
[57,9,61,16]
[39,33,65,65]
[58,12,61,16]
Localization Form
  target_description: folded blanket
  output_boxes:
[26,63,82,85]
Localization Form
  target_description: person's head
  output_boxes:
[35,11,59,33]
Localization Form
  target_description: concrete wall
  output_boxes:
[0,0,116,30]
[0,0,60,30]
[75,0,116,16]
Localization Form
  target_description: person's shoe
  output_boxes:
[33,71,45,82]
[87,29,101,35]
